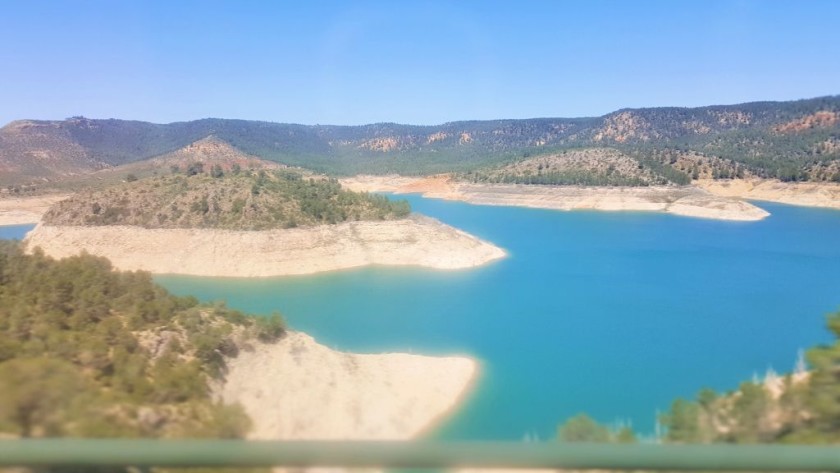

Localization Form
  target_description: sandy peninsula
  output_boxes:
[216,331,477,440]
[696,178,840,210]
[23,215,505,277]
[342,175,770,221]
[0,193,69,225]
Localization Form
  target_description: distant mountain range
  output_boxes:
[1,95,838,188]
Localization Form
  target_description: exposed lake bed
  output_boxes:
[23,215,505,277]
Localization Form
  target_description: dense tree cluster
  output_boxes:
[0,241,285,440]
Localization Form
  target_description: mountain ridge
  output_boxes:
[2,95,838,187]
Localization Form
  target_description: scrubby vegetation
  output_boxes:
[558,413,636,443]
[655,312,840,445]
[557,310,840,445]
[0,241,285,439]
[625,147,749,183]
[460,148,666,186]
[42,169,411,230]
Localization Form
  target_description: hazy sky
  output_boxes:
[1,0,838,126]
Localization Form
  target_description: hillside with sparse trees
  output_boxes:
[42,168,411,230]
[2,96,839,189]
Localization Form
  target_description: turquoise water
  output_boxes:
[6,199,840,440]
[153,198,840,440]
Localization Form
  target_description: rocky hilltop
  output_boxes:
[104,135,288,182]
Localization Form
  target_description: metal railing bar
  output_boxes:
[2,440,840,470]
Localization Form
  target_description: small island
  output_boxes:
[24,168,505,276]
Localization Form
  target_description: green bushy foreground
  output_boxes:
[0,241,285,439]
[558,310,840,445]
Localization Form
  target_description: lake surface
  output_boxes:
[7,198,840,440]
[0,224,35,240]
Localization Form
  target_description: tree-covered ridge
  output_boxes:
[0,241,286,439]
[624,148,751,182]
[588,96,840,182]
[557,310,840,445]
[460,148,665,186]
[2,96,839,186]
[42,169,411,230]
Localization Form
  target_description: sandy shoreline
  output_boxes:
[8,178,839,229]
[23,216,506,277]
[216,331,478,440]
[342,175,770,221]
[696,178,840,210]
[453,183,770,221]
[0,193,70,225]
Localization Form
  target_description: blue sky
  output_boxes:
[1,0,838,126]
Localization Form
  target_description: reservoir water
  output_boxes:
[7,198,840,439]
[0,224,36,240]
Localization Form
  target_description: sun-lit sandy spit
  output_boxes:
[696,178,840,210]
[23,215,505,277]
[215,331,478,441]
[0,194,69,225]
[341,175,770,221]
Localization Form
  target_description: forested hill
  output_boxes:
[0,241,286,440]
[43,169,411,230]
[1,95,838,186]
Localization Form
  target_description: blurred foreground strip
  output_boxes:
[3,440,840,470]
